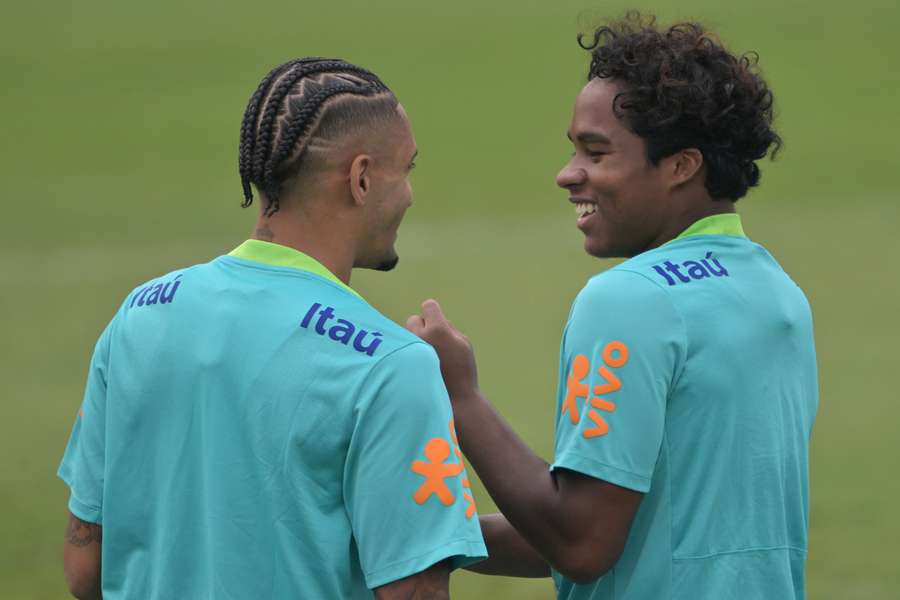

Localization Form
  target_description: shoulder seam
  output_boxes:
[367,339,432,375]
[602,268,690,391]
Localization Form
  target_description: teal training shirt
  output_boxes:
[58,240,486,599]
[550,215,818,599]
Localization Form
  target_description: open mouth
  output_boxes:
[571,200,599,231]
[574,201,597,219]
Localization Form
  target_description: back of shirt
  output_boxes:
[552,229,818,599]
[59,242,486,599]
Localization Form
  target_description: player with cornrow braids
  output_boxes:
[59,57,485,600]
[240,58,391,216]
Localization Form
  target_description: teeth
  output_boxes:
[574,202,597,218]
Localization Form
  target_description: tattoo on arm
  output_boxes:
[374,560,450,600]
[66,515,102,548]
[254,223,274,241]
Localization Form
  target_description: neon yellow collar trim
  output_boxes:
[668,213,746,245]
[228,239,361,298]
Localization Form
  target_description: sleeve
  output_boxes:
[344,342,487,589]
[57,317,116,524]
[550,270,686,493]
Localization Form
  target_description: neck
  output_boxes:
[647,197,736,250]
[251,206,355,285]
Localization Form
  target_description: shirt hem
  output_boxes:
[550,453,651,493]
[364,538,488,589]
[58,472,102,524]
[673,545,808,561]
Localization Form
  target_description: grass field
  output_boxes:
[2,1,899,598]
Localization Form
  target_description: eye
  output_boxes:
[408,161,417,171]
[588,151,607,162]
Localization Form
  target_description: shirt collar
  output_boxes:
[228,239,361,298]
[667,213,746,245]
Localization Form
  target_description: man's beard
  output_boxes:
[373,254,399,272]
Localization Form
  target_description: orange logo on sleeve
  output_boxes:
[561,341,630,439]
[410,420,478,519]
[562,355,590,424]
[449,420,477,519]
[411,438,464,505]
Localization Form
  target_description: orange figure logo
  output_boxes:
[561,341,630,439]
[562,354,591,424]
[449,420,477,519]
[411,438,465,506]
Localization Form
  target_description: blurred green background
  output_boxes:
[2,0,898,597]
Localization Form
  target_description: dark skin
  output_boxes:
[407,78,735,583]
[375,561,450,599]
[64,513,102,600]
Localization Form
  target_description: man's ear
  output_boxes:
[349,154,372,206]
[664,148,704,190]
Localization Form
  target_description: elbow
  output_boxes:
[552,543,621,585]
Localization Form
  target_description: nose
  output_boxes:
[556,161,587,190]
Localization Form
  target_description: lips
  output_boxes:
[570,198,598,230]
[574,201,597,219]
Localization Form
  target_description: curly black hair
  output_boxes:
[578,12,782,201]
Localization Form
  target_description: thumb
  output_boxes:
[406,314,425,334]
[421,299,448,326]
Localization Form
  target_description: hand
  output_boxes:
[406,299,480,402]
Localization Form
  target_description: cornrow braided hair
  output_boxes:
[238,58,396,216]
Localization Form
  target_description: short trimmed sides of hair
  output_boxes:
[238,58,399,215]
[579,12,782,201]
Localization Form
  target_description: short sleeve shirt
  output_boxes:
[550,215,818,599]
[58,240,486,599]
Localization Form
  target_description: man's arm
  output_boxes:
[374,560,450,599]
[451,387,641,583]
[63,512,102,600]
[407,301,643,583]
[465,513,550,578]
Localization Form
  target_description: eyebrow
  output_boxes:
[567,131,612,144]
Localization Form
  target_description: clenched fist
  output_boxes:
[406,299,480,403]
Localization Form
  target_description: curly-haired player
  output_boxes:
[408,13,818,599]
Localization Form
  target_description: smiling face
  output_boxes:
[556,79,673,258]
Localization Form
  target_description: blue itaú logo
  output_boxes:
[652,252,729,286]
[300,303,383,356]
[130,275,183,307]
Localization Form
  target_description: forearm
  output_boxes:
[406,300,636,582]
[465,513,550,577]
[453,393,575,565]
[64,513,102,600]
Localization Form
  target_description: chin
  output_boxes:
[373,255,399,272]
[584,236,613,259]
[366,247,399,272]
[585,236,638,260]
